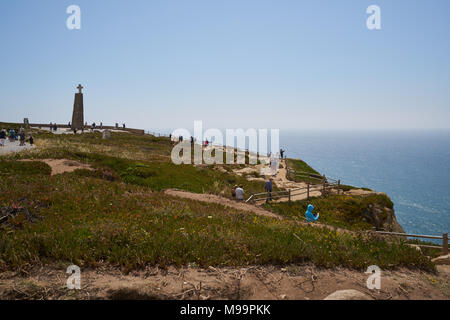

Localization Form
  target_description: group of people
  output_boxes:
[49,123,58,132]
[0,128,34,147]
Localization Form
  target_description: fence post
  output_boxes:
[288,190,291,204]
[337,179,340,195]
[307,183,310,200]
[443,233,448,255]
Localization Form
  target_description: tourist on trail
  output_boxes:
[123,123,126,129]
[100,122,103,129]
[280,149,285,159]
[264,178,273,203]
[190,136,194,144]
[235,185,244,201]
[19,131,26,146]
[9,129,15,142]
[28,134,34,146]
[0,129,6,147]
[53,124,57,132]
[305,204,319,223]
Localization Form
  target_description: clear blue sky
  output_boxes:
[1,0,449,130]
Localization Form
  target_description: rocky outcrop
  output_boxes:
[362,193,405,233]
[432,255,450,265]
[324,289,373,300]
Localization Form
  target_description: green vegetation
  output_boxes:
[0,160,51,176]
[0,171,434,272]
[286,158,320,176]
[0,128,437,273]
[285,158,324,184]
[265,194,394,231]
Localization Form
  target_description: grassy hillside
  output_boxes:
[265,194,393,231]
[0,129,437,272]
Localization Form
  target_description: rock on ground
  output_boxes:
[324,289,373,300]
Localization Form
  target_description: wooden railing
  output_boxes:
[375,231,448,255]
[245,180,340,203]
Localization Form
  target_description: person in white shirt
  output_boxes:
[235,185,244,201]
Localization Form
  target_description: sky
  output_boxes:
[1,0,449,131]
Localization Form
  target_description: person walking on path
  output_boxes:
[264,178,273,203]
[235,185,244,201]
[28,134,34,146]
[0,129,6,147]
[19,130,26,146]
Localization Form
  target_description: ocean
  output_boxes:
[280,130,450,238]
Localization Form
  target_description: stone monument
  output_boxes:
[71,84,84,130]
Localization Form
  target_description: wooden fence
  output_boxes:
[375,231,448,255]
[246,160,342,203]
[245,181,340,203]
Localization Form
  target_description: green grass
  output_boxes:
[285,158,324,184]
[0,160,52,176]
[3,131,267,197]
[0,172,434,272]
[265,194,394,231]
[0,129,436,273]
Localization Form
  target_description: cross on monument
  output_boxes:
[77,84,84,94]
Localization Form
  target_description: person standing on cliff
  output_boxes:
[264,178,273,203]
[0,129,6,147]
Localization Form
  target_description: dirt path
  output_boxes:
[262,159,375,202]
[19,159,93,175]
[164,189,282,220]
[0,139,35,156]
[1,264,448,300]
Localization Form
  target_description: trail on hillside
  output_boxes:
[266,159,375,202]
[164,189,353,234]
[164,189,282,220]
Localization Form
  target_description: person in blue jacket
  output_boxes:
[305,204,319,222]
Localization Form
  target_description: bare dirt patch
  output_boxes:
[20,159,93,175]
[0,264,448,300]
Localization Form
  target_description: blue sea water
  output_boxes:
[280,130,450,237]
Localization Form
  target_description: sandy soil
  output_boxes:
[19,159,93,175]
[0,264,448,300]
